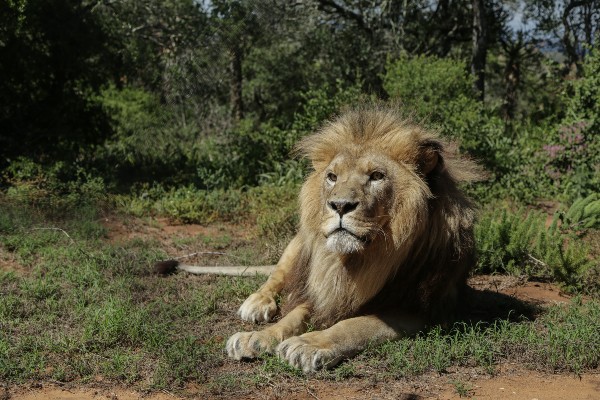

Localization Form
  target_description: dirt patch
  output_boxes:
[0,246,27,276]
[101,215,250,245]
[440,371,600,400]
[7,385,174,400]
[468,275,574,306]
[7,372,600,399]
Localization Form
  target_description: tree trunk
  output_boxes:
[502,48,520,122]
[562,0,587,69]
[229,43,243,122]
[471,0,487,102]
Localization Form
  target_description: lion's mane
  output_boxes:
[284,105,482,327]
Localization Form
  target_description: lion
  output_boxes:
[226,105,481,372]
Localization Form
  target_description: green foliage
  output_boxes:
[196,120,296,189]
[564,193,600,230]
[547,48,600,198]
[566,48,600,133]
[383,55,506,164]
[292,80,368,133]
[450,379,473,397]
[475,207,596,294]
[93,85,202,187]
[2,157,107,208]
[383,55,475,114]
[0,0,115,164]
[383,55,480,140]
[191,81,365,190]
[119,183,299,238]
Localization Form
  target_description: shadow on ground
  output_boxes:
[460,284,541,324]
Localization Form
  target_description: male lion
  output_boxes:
[226,105,481,372]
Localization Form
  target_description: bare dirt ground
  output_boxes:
[6,372,600,399]
[3,215,599,400]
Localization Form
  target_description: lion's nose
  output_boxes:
[328,200,359,216]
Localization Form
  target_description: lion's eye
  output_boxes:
[370,171,385,181]
[327,172,337,183]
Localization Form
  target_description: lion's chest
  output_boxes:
[305,249,393,325]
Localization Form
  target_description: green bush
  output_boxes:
[118,183,299,238]
[94,85,200,187]
[291,80,368,133]
[194,80,366,190]
[564,193,600,229]
[195,120,299,189]
[2,157,107,208]
[383,55,506,170]
[475,206,597,294]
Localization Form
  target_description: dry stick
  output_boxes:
[527,253,548,267]
[305,384,320,400]
[30,227,75,245]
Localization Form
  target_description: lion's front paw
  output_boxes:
[226,331,278,360]
[276,333,343,373]
[237,292,277,323]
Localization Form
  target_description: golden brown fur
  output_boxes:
[226,105,481,372]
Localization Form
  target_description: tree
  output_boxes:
[524,0,600,71]
[471,0,488,100]
[0,0,116,165]
[499,31,538,121]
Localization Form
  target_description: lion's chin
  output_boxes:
[326,230,366,255]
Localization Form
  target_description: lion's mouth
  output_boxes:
[325,228,369,254]
[329,228,369,243]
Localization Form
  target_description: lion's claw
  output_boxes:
[276,335,343,373]
[226,331,277,360]
[237,292,277,323]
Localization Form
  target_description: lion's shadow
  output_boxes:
[457,285,542,324]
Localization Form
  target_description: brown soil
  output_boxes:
[7,372,600,399]
[440,372,600,400]
[4,215,599,400]
[0,246,26,276]
[467,275,574,306]
[101,215,251,247]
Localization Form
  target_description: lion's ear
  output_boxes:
[418,140,443,175]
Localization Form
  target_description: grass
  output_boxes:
[1,192,600,396]
[450,379,473,397]
[365,300,600,377]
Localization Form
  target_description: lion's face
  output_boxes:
[321,150,427,255]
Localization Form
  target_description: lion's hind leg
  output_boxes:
[227,303,310,360]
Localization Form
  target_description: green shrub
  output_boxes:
[383,55,507,169]
[195,120,300,189]
[119,183,299,238]
[94,85,201,186]
[291,79,368,134]
[563,193,600,230]
[2,157,107,208]
[475,206,596,294]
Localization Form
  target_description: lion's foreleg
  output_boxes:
[237,235,303,323]
[226,303,311,360]
[276,313,423,373]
